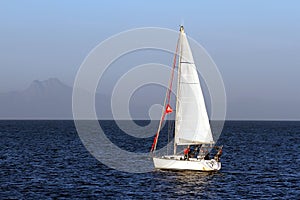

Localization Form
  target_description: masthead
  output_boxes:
[180,25,184,33]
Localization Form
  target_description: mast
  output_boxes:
[173,26,184,155]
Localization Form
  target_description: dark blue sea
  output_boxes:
[1,120,299,199]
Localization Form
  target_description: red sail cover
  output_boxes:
[150,134,158,152]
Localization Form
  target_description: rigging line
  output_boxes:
[150,32,181,153]
[167,113,175,154]
[166,36,180,105]
[167,114,171,155]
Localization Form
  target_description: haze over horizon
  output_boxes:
[1,0,300,120]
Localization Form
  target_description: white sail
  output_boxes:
[174,28,214,145]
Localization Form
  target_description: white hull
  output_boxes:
[153,156,221,171]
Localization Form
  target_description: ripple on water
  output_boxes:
[0,120,299,199]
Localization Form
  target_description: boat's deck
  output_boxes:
[161,155,205,161]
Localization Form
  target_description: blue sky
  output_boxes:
[0,0,300,119]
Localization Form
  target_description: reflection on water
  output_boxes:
[170,171,217,196]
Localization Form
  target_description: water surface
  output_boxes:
[0,120,299,199]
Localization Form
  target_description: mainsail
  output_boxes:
[174,27,214,145]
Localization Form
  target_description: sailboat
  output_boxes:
[150,26,222,171]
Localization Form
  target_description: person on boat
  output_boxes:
[184,145,190,160]
[189,145,195,158]
[214,146,223,162]
[194,145,201,158]
[204,151,210,160]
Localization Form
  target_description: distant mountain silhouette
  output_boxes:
[0,78,164,119]
[0,78,73,119]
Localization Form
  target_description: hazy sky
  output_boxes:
[0,0,300,120]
